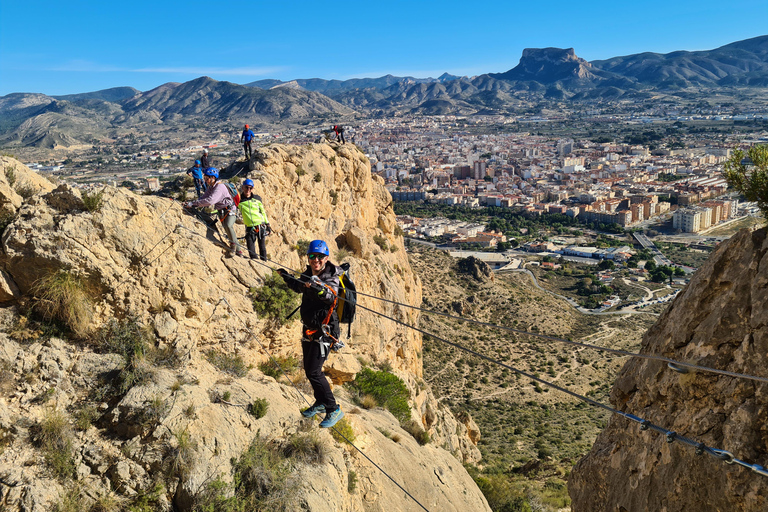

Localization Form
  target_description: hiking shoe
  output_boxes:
[320,408,344,428]
[301,403,325,418]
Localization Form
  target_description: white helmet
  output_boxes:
[203,149,208,154]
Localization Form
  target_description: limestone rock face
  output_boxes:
[0,147,486,511]
[569,227,768,511]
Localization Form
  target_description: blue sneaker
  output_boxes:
[319,408,344,428]
[301,403,325,418]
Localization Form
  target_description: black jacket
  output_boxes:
[284,262,341,337]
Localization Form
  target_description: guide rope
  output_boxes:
[256,257,768,385]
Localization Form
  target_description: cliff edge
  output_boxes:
[569,227,768,511]
[0,146,487,511]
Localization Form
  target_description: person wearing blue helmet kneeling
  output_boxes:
[278,240,345,428]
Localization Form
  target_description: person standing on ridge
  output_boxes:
[184,168,241,257]
[186,160,206,197]
[331,125,345,144]
[241,124,255,160]
[278,240,345,428]
[200,148,210,169]
[238,179,271,260]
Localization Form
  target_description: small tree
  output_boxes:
[723,145,768,220]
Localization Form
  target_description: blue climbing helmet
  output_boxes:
[307,240,329,256]
[203,167,219,178]
[194,160,201,166]
[243,178,254,187]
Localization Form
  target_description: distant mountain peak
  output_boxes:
[492,47,596,82]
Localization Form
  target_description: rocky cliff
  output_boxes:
[0,146,487,511]
[569,227,768,511]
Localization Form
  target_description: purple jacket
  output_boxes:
[190,182,235,213]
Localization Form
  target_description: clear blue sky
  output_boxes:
[1,0,766,96]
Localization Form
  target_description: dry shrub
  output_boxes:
[32,269,94,337]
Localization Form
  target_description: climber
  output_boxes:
[184,168,241,257]
[278,240,345,428]
[238,178,271,261]
[200,148,210,169]
[241,124,255,160]
[186,160,206,197]
[331,125,345,144]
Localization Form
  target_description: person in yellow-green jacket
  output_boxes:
[238,179,271,260]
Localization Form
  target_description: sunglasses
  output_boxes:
[307,254,327,260]
[242,185,253,189]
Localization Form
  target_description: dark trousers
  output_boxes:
[243,140,252,159]
[336,132,345,144]
[193,178,205,197]
[302,338,337,411]
[245,225,267,260]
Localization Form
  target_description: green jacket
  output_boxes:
[239,195,269,227]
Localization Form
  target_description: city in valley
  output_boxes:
[16,109,767,313]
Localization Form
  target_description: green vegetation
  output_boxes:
[73,405,99,431]
[32,269,94,337]
[250,271,299,325]
[165,429,198,480]
[656,173,686,182]
[335,248,351,261]
[294,239,310,255]
[295,165,306,177]
[82,188,105,212]
[193,434,296,511]
[401,419,430,445]
[283,431,328,464]
[96,317,180,393]
[394,203,626,238]
[0,210,15,234]
[4,167,16,186]
[347,470,358,493]
[314,172,322,182]
[329,189,339,206]
[16,183,36,200]
[329,417,356,445]
[258,354,300,379]
[373,235,388,251]
[349,367,411,423]
[248,398,269,419]
[38,408,75,480]
[723,144,768,219]
[205,350,252,378]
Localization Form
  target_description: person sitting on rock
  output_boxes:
[200,149,210,169]
[184,168,241,257]
[278,240,345,428]
[241,124,255,160]
[238,178,271,261]
[331,125,345,144]
[186,160,206,197]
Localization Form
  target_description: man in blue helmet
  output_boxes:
[278,240,345,428]
[238,178,271,260]
[186,160,206,197]
[184,168,241,257]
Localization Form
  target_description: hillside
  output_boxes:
[408,246,654,509]
[570,226,768,511]
[0,147,489,512]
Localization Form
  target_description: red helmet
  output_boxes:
[244,124,249,129]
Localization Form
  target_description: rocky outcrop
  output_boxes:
[569,227,768,511]
[0,147,486,511]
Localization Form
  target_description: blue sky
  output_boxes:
[1,0,766,96]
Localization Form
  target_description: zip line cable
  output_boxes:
[255,256,768,385]
[218,298,431,512]
[141,196,768,480]
[349,301,768,478]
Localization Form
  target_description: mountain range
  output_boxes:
[1,35,767,147]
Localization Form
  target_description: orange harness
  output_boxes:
[303,282,339,350]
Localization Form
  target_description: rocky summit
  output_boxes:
[569,226,768,511]
[0,146,488,511]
